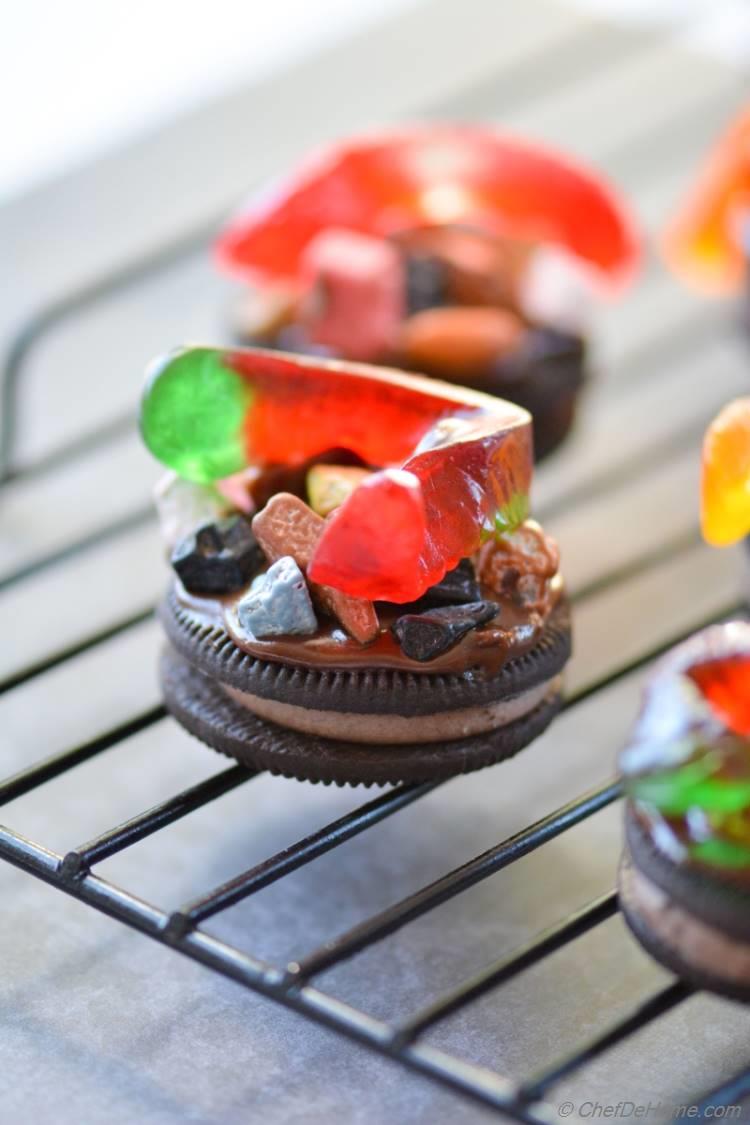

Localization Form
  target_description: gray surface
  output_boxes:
[2,2,750,1123]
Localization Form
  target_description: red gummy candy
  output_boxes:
[216,125,640,295]
[230,349,532,603]
[689,655,750,737]
[311,470,426,601]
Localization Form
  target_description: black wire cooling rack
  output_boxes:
[4,12,750,1117]
[2,227,750,1121]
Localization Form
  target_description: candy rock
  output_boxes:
[299,229,405,361]
[476,520,559,611]
[251,493,379,643]
[400,306,524,384]
[392,601,499,662]
[393,227,532,311]
[403,253,449,314]
[171,516,264,594]
[415,559,482,608]
[237,557,318,639]
[701,398,750,547]
[154,472,232,550]
[306,464,372,517]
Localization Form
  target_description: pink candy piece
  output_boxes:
[299,229,405,361]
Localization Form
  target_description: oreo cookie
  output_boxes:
[619,803,750,1002]
[159,586,571,786]
[161,644,563,787]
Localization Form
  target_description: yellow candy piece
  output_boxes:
[702,397,750,546]
[306,465,372,517]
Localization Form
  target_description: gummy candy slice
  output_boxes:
[688,654,750,736]
[701,398,750,547]
[662,106,750,293]
[140,346,532,603]
[215,126,639,294]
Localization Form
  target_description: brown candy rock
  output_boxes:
[252,493,379,643]
[476,520,559,612]
[400,306,525,383]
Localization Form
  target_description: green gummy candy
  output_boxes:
[140,348,253,483]
[630,753,750,815]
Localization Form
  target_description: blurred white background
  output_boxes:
[2,0,748,205]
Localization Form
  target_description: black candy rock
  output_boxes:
[421,559,482,606]
[392,601,500,662]
[404,253,449,315]
[171,517,264,594]
[390,560,482,615]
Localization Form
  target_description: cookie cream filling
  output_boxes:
[621,857,750,988]
[221,674,562,744]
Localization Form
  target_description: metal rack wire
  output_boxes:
[4,14,750,1119]
[2,260,749,1121]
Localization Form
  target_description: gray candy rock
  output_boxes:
[237,557,318,639]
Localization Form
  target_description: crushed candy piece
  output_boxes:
[307,463,372,517]
[171,516,263,594]
[140,347,532,603]
[237,557,318,638]
[701,398,750,547]
[400,306,524,384]
[251,493,378,643]
[299,229,405,361]
[154,472,232,550]
[392,601,499,662]
[476,520,559,612]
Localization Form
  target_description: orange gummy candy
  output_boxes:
[701,397,750,546]
[663,105,750,294]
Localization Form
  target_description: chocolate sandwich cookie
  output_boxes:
[216,126,639,462]
[618,623,750,1001]
[141,345,572,785]
[159,585,570,785]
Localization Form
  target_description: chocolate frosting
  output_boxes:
[177,572,563,678]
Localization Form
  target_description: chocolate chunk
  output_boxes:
[237,557,318,639]
[392,601,500,662]
[404,253,448,314]
[171,516,263,594]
